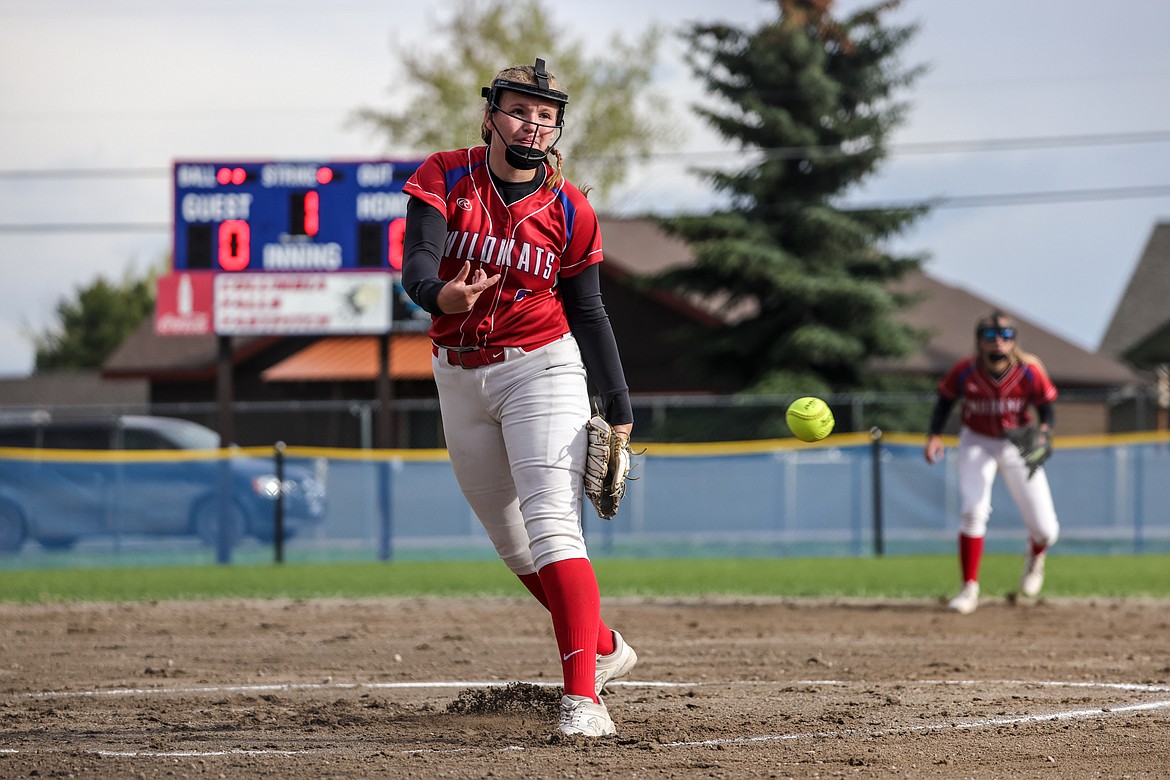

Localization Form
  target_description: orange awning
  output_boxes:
[261,334,434,382]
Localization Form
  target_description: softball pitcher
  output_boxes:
[401,58,636,736]
[924,311,1060,615]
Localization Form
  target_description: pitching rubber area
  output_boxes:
[2,597,1167,776]
[6,677,1170,755]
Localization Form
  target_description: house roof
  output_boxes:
[1098,222,1170,365]
[597,218,1145,390]
[260,333,433,382]
[598,217,694,274]
[102,320,435,383]
[1121,319,1170,368]
[600,217,754,326]
[880,271,1145,388]
[96,217,1144,391]
[0,371,148,410]
[102,322,276,381]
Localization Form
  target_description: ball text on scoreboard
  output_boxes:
[172,160,421,273]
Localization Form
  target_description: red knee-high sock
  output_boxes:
[1029,539,1048,557]
[518,572,614,656]
[958,533,984,583]
[536,558,601,702]
[517,572,551,609]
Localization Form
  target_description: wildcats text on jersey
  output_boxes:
[444,230,557,280]
[964,397,1027,417]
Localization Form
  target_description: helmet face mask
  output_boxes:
[975,310,1016,365]
[481,58,568,170]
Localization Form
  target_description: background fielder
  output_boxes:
[924,310,1060,615]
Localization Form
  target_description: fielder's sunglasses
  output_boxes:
[979,327,1017,342]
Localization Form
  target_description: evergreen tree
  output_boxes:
[33,267,156,371]
[656,0,931,396]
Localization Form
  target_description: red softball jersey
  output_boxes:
[937,356,1059,437]
[402,146,603,350]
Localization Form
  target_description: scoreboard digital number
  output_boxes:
[172,159,422,273]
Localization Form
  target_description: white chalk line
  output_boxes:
[19,679,683,699]
[17,677,1170,700]
[661,698,1170,748]
[5,678,1169,759]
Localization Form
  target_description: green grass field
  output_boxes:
[1,554,1167,604]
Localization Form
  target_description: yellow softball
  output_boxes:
[786,396,835,442]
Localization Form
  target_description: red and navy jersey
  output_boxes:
[402,145,603,349]
[937,356,1059,437]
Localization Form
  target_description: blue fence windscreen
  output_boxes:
[1,434,1167,568]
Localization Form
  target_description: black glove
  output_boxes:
[1007,426,1052,479]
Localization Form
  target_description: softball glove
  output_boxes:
[1008,426,1052,479]
[584,415,634,520]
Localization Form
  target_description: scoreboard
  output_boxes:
[172,159,422,273]
[161,158,432,336]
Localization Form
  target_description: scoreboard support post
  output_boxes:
[215,335,235,564]
[215,335,235,449]
[377,331,395,449]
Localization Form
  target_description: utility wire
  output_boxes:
[0,223,171,234]
[1,130,1168,233]
[890,130,1170,154]
[842,184,1170,212]
[768,130,1170,160]
[2,130,1170,180]
[699,129,1170,162]
[2,184,1169,234]
[0,168,171,180]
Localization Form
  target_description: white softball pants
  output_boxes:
[956,426,1060,547]
[432,335,591,575]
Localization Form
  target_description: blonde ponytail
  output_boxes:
[546,147,565,191]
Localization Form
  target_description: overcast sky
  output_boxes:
[2,0,1169,377]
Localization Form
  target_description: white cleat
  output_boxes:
[558,694,616,737]
[947,581,980,615]
[1020,549,1047,598]
[594,629,638,697]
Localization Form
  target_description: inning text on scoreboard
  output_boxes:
[172,160,421,273]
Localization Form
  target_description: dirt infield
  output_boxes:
[2,595,1168,778]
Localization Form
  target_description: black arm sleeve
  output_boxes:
[928,395,956,436]
[402,197,448,316]
[1036,403,1055,429]
[560,265,633,425]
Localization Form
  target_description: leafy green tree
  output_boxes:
[352,0,677,199]
[654,0,931,396]
[33,267,156,371]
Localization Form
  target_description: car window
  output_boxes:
[121,428,174,450]
[0,418,222,451]
[150,420,221,450]
[41,423,114,450]
[0,425,38,447]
